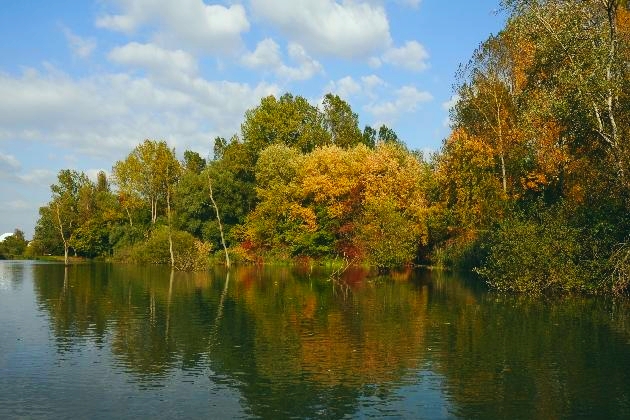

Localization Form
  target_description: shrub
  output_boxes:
[114,226,212,271]
[610,242,630,296]
[475,211,587,295]
[353,199,423,268]
[430,231,489,270]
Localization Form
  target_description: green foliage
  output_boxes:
[241,93,330,157]
[0,229,28,258]
[112,139,181,224]
[610,242,630,296]
[361,125,376,148]
[43,169,93,262]
[377,124,403,147]
[96,170,109,192]
[183,150,206,174]
[32,168,123,260]
[353,199,420,268]
[109,224,145,251]
[173,170,212,239]
[213,136,227,160]
[428,1,630,295]
[429,233,489,271]
[321,93,363,148]
[475,209,588,295]
[115,226,212,271]
[70,220,110,258]
[203,159,256,246]
[33,205,63,255]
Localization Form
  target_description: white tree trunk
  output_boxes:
[207,173,230,268]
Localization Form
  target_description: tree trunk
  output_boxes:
[167,184,175,268]
[207,172,230,268]
[500,153,507,195]
[209,272,230,342]
[166,269,174,337]
[151,198,157,224]
[54,203,69,266]
[125,206,133,227]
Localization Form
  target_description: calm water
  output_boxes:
[1,261,630,419]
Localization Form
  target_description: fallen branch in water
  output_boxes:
[329,254,355,281]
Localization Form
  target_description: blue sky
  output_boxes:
[0,0,505,238]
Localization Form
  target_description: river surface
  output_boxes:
[1,260,629,419]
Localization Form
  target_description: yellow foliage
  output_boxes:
[288,204,318,232]
[244,142,431,264]
[521,172,548,192]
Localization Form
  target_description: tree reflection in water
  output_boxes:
[32,263,630,418]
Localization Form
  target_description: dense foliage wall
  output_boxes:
[32,94,423,269]
[430,0,630,294]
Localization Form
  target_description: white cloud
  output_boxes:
[397,85,433,108]
[242,38,283,69]
[398,0,421,8]
[108,42,198,79]
[365,0,421,8]
[95,14,136,33]
[0,152,21,175]
[96,0,250,53]
[442,94,460,111]
[0,66,278,160]
[368,56,382,68]
[365,85,433,122]
[85,169,110,183]
[325,74,389,102]
[61,26,97,58]
[325,76,361,98]
[241,39,323,81]
[361,74,386,90]
[6,200,30,210]
[382,40,429,71]
[17,169,56,185]
[284,43,323,80]
[250,0,391,58]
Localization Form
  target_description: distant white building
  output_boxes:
[0,232,13,242]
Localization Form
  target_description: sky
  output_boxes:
[0,0,505,238]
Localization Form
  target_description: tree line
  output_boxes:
[31,0,630,295]
[0,229,28,259]
[31,92,424,271]
[431,0,630,294]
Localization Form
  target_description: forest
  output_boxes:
[26,0,630,295]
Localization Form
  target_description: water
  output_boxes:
[1,261,629,419]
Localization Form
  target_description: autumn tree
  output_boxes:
[505,0,630,196]
[241,93,330,159]
[433,0,630,293]
[112,140,180,225]
[453,31,523,196]
[354,143,430,267]
[321,93,363,148]
[241,144,311,256]
[47,170,91,265]
[242,143,430,266]
[0,229,28,258]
